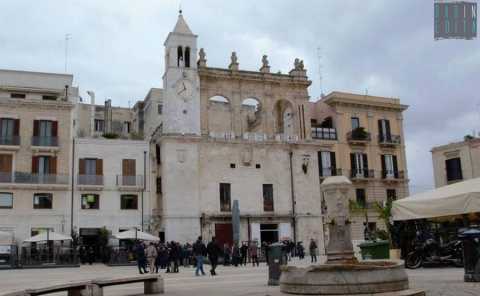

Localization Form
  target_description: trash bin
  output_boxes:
[268,242,286,286]
[459,228,480,282]
[358,240,390,260]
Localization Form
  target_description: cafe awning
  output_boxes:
[392,178,480,221]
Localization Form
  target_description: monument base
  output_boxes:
[279,261,425,295]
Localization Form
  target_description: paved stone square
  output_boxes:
[0,261,478,296]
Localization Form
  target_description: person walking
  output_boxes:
[240,242,248,266]
[87,246,95,265]
[207,237,221,276]
[146,242,158,274]
[192,236,207,276]
[309,238,318,263]
[249,242,259,267]
[135,242,148,274]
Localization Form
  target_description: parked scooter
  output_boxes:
[405,231,463,269]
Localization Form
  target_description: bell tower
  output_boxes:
[162,11,200,135]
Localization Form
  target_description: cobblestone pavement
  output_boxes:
[0,261,478,295]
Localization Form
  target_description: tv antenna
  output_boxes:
[64,34,72,73]
[317,47,324,98]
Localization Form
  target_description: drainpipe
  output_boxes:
[141,151,146,231]
[289,151,297,244]
[70,138,75,236]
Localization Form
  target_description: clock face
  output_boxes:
[176,79,193,100]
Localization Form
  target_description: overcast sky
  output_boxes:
[0,0,478,193]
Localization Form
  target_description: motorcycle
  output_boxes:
[405,232,463,269]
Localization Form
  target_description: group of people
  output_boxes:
[133,237,319,275]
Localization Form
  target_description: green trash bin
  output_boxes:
[358,240,390,260]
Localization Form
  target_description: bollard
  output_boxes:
[268,242,286,286]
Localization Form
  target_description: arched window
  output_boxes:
[184,47,191,68]
[177,46,183,67]
[241,98,261,112]
[209,95,229,104]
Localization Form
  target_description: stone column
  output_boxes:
[321,176,357,264]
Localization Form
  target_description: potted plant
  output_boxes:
[351,127,368,140]
[373,199,402,260]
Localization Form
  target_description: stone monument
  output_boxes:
[279,176,425,295]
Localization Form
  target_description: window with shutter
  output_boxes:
[446,157,463,181]
[355,188,366,208]
[263,184,274,212]
[220,183,231,212]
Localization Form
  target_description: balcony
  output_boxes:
[350,169,375,181]
[319,168,343,179]
[311,127,337,140]
[77,174,104,190]
[0,136,20,147]
[116,175,144,191]
[346,128,371,145]
[378,134,401,147]
[0,172,68,189]
[31,137,58,150]
[381,170,405,182]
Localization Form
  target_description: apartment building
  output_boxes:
[310,92,409,239]
[0,69,76,242]
[431,136,480,188]
[73,138,150,247]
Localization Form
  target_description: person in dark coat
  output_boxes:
[87,246,95,265]
[192,236,207,276]
[309,238,318,263]
[79,246,86,264]
[231,244,241,267]
[223,243,231,266]
[240,242,248,266]
[207,237,222,276]
[135,242,147,274]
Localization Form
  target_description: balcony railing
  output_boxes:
[116,175,144,187]
[0,136,20,146]
[311,127,337,140]
[378,134,401,145]
[347,129,371,143]
[31,136,58,147]
[0,172,68,184]
[350,169,375,179]
[319,168,343,178]
[381,170,405,180]
[78,175,104,186]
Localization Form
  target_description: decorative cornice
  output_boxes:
[199,67,311,87]
[0,98,74,110]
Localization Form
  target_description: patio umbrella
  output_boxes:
[24,232,72,243]
[392,177,480,221]
[114,229,159,241]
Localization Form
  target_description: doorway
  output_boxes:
[215,223,233,247]
[260,224,279,244]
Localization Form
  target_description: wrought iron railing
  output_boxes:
[116,175,144,187]
[0,172,68,184]
[311,127,337,140]
[31,136,58,147]
[0,136,20,146]
[78,175,104,186]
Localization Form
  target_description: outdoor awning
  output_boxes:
[114,229,159,241]
[392,177,480,221]
[24,232,72,243]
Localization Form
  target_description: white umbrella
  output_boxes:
[24,232,72,243]
[392,177,480,221]
[114,229,159,241]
